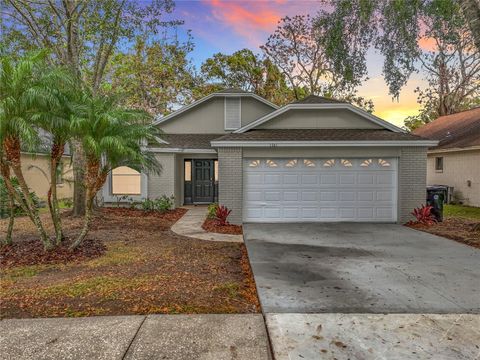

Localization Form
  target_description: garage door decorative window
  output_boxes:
[266,159,278,167]
[361,159,373,167]
[285,159,297,168]
[303,159,316,167]
[323,159,335,167]
[378,159,391,167]
[341,159,353,167]
[249,160,260,167]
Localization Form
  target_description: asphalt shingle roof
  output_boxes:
[213,129,426,142]
[214,88,250,94]
[293,95,346,104]
[156,134,225,149]
[413,107,480,150]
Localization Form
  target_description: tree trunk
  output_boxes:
[459,0,480,52]
[10,162,53,250]
[5,195,15,245]
[72,138,86,216]
[49,143,64,244]
[70,189,93,250]
[4,138,52,250]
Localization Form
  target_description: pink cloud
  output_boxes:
[202,0,282,46]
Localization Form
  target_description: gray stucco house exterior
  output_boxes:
[102,89,437,224]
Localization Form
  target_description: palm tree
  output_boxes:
[32,84,76,244]
[69,93,162,249]
[0,51,68,250]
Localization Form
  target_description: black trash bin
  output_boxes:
[426,186,446,222]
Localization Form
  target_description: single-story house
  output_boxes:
[101,89,437,224]
[19,131,74,201]
[413,108,480,207]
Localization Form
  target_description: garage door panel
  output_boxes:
[301,174,318,185]
[265,191,281,201]
[301,191,317,201]
[284,207,300,218]
[265,174,281,185]
[301,207,318,218]
[320,191,337,201]
[283,174,299,184]
[245,191,263,201]
[339,174,356,185]
[243,158,397,222]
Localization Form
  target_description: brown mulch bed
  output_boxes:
[0,208,259,318]
[406,217,480,249]
[202,219,243,235]
[101,207,188,222]
[0,238,106,267]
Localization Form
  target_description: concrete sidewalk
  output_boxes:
[0,314,269,360]
[172,206,243,242]
[266,313,480,360]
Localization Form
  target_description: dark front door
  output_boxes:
[193,160,214,203]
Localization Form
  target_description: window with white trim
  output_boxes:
[225,97,241,130]
[111,166,141,195]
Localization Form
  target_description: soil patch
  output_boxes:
[1,238,106,267]
[202,219,243,235]
[0,207,258,318]
[407,217,480,249]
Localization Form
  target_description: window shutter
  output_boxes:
[225,97,241,130]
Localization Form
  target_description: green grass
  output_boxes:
[444,204,480,220]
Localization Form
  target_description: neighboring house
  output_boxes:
[20,152,73,200]
[413,108,480,207]
[102,88,437,224]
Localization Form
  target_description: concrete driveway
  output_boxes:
[244,223,480,314]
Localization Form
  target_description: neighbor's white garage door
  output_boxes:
[243,158,398,222]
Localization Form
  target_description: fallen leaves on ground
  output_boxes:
[202,219,243,235]
[406,217,480,249]
[0,208,259,318]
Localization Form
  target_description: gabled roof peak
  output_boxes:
[293,95,346,104]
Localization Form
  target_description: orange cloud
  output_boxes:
[203,0,281,46]
[418,36,437,52]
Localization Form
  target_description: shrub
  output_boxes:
[215,205,232,226]
[141,198,156,211]
[140,195,174,213]
[411,204,437,226]
[207,203,219,219]
[155,195,174,212]
[0,177,39,218]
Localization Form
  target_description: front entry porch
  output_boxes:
[184,159,218,205]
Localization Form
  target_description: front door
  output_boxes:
[193,160,214,203]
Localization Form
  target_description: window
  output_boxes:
[435,157,443,172]
[184,161,192,181]
[341,159,353,167]
[266,159,278,167]
[111,166,141,195]
[361,159,373,167]
[214,160,219,181]
[285,159,298,168]
[378,159,391,167]
[323,159,335,167]
[224,97,241,130]
[303,159,316,167]
[249,160,260,167]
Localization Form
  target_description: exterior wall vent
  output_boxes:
[224,97,241,130]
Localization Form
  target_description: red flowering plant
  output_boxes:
[409,204,437,226]
[215,205,232,226]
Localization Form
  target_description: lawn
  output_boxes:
[444,204,480,220]
[408,204,480,249]
[0,208,259,318]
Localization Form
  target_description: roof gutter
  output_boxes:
[210,140,439,148]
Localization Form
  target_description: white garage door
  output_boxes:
[243,158,398,222]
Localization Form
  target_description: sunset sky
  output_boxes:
[168,0,428,127]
